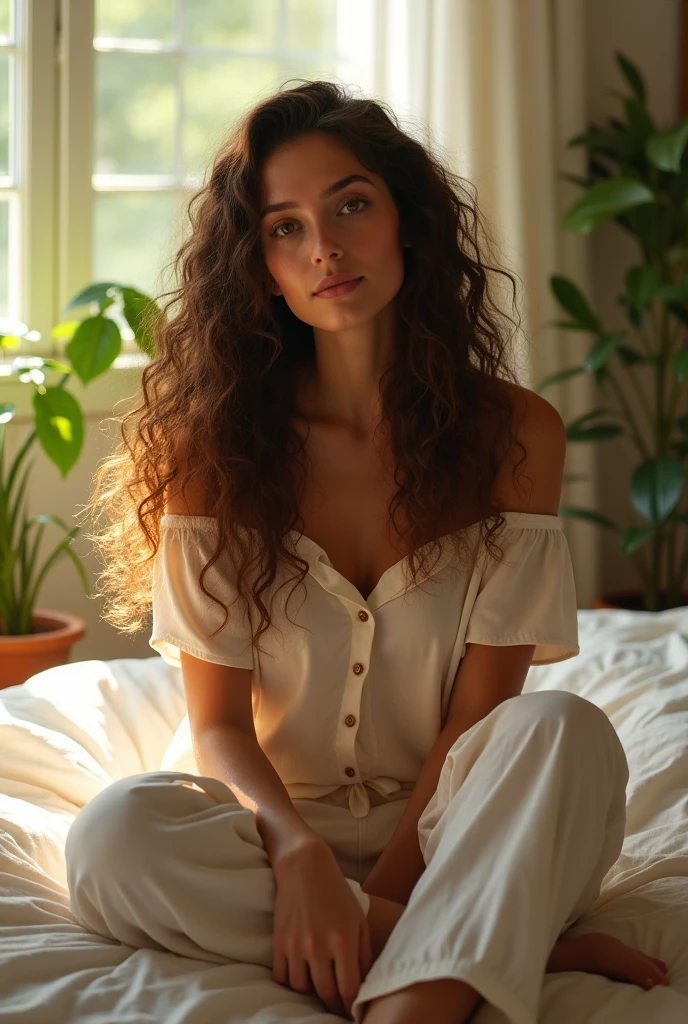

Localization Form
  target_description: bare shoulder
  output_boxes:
[491,380,566,516]
[163,441,211,516]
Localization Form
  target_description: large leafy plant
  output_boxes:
[0,284,158,635]
[538,51,688,611]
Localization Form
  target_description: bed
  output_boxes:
[1,606,687,1023]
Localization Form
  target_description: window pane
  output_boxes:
[95,0,175,44]
[94,192,179,298]
[96,54,176,175]
[285,0,337,52]
[0,0,9,42]
[0,53,8,177]
[184,0,278,49]
[0,198,8,317]
[184,58,278,182]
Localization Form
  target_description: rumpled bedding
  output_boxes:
[0,608,687,1022]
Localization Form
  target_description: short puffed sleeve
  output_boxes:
[149,514,254,670]
[463,512,579,665]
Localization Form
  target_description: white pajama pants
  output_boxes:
[65,690,629,1024]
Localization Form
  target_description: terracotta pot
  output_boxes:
[0,609,87,690]
[591,589,688,611]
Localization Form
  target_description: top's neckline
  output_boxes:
[161,510,563,538]
[292,511,563,601]
[160,510,564,606]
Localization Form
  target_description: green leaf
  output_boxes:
[7,458,32,552]
[671,346,688,381]
[119,287,159,358]
[620,526,656,553]
[623,97,655,143]
[64,282,121,311]
[630,457,685,524]
[594,365,611,393]
[566,423,623,442]
[617,345,646,365]
[567,129,629,159]
[655,283,688,301]
[40,358,72,374]
[32,388,84,478]
[549,275,601,332]
[534,367,585,393]
[625,265,660,308]
[589,155,614,180]
[584,330,625,371]
[646,119,688,172]
[25,524,90,613]
[678,413,688,437]
[558,506,619,529]
[66,315,121,384]
[666,301,688,326]
[562,178,655,234]
[615,51,646,103]
[558,172,590,189]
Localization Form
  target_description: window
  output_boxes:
[0,0,20,327]
[0,0,378,368]
[94,0,376,308]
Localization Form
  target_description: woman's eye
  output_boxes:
[269,196,370,238]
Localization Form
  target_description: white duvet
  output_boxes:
[0,607,687,1023]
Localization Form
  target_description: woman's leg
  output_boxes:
[65,769,369,966]
[352,690,629,1024]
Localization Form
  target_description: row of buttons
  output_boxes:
[344,611,370,780]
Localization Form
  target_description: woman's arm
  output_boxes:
[181,650,324,866]
[194,722,325,863]
[362,640,536,905]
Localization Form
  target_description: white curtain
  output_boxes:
[372,0,599,606]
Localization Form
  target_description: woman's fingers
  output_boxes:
[308,954,345,1015]
[272,944,289,986]
[287,953,312,994]
[332,941,363,1018]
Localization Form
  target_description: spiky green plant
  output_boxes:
[539,51,688,610]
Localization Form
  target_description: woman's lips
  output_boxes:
[314,277,364,298]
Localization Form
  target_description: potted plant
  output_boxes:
[537,50,688,612]
[0,284,158,687]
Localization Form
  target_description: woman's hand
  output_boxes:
[271,837,373,1019]
[547,931,670,990]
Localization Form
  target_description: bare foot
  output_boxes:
[547,931,671,990]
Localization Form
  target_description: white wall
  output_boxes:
[584,0,685,598]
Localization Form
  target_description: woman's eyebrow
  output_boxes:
[260,174,376,219]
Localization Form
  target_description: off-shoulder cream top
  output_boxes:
[150,511,579,818]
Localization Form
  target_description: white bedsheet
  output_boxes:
[0,608,687,1023]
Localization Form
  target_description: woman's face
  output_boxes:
[259,132,408,328]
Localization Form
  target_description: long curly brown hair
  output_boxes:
[85,79,528,659]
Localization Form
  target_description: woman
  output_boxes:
[68,81,669,1024]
